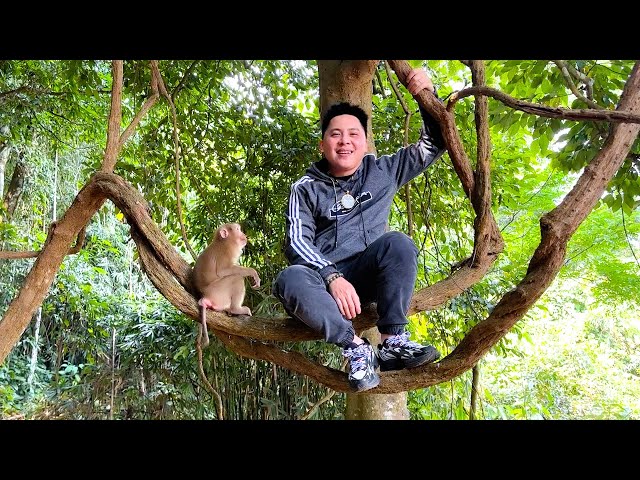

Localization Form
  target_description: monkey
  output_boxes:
[191,222,261,347]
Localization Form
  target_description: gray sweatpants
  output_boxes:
[272,232,418,348]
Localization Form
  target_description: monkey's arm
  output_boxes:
[216,265,260,288]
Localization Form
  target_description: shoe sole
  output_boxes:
[379,346,440,372]
[351,374,380,392]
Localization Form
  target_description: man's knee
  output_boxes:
[380,231,418,259]
[273,265,319,296]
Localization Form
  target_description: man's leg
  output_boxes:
[345,231,418,333]
[273,264,354,346]
[273,265,379,391]
[344,232,440,371]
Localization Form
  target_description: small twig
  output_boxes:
[154,62,198,262]
[446,85,640,124]
[553,60,600,109]
[299,359,347,420]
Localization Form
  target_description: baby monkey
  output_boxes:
[192,222,261,347]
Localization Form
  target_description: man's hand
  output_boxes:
[406,68,434,95]
[328,277,361,320]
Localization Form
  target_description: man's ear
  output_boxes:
[319,139,324,154]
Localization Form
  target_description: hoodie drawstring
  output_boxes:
[331,178,339,248]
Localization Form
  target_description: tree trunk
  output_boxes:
[318,60,410,420]
[3,153,26,218]
[0,125,10,201]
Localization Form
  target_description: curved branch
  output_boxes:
[0,60,163,365]
[438,61,640,378]
[387,60,504,314]
[447,85,640,124]
[4,60,638,396]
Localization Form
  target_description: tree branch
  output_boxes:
[0,60,161,365]
[553,60,601,110]
[446,85,640,124]
[386,60,504,315]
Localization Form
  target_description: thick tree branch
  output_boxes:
[387,60,504,315]
[101,61,124,173]
[3,60,638,396]
[0,61,162,365]
[469,60,494,267]
[434,61,640,379]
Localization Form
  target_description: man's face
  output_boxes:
[320,114,367,177]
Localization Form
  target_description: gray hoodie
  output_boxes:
[284,112,445,281]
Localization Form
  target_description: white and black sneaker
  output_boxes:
[342,339,380,392]
[378,332,440,371]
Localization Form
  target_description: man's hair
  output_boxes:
[321,102,368,137]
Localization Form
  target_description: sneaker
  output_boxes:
[342,339,380,392]
[378,331,440,372]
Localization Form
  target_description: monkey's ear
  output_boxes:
[219,227,229,239]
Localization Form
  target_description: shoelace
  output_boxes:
[386,331,423,349]
[343,344,369,372]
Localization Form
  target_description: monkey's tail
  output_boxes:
[200,305,210,348]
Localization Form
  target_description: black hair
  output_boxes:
[321,102,368,138]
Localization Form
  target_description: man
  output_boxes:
[273,67,446,392]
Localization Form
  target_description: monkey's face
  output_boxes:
[320,114,367,177]
[229,224,248,249]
